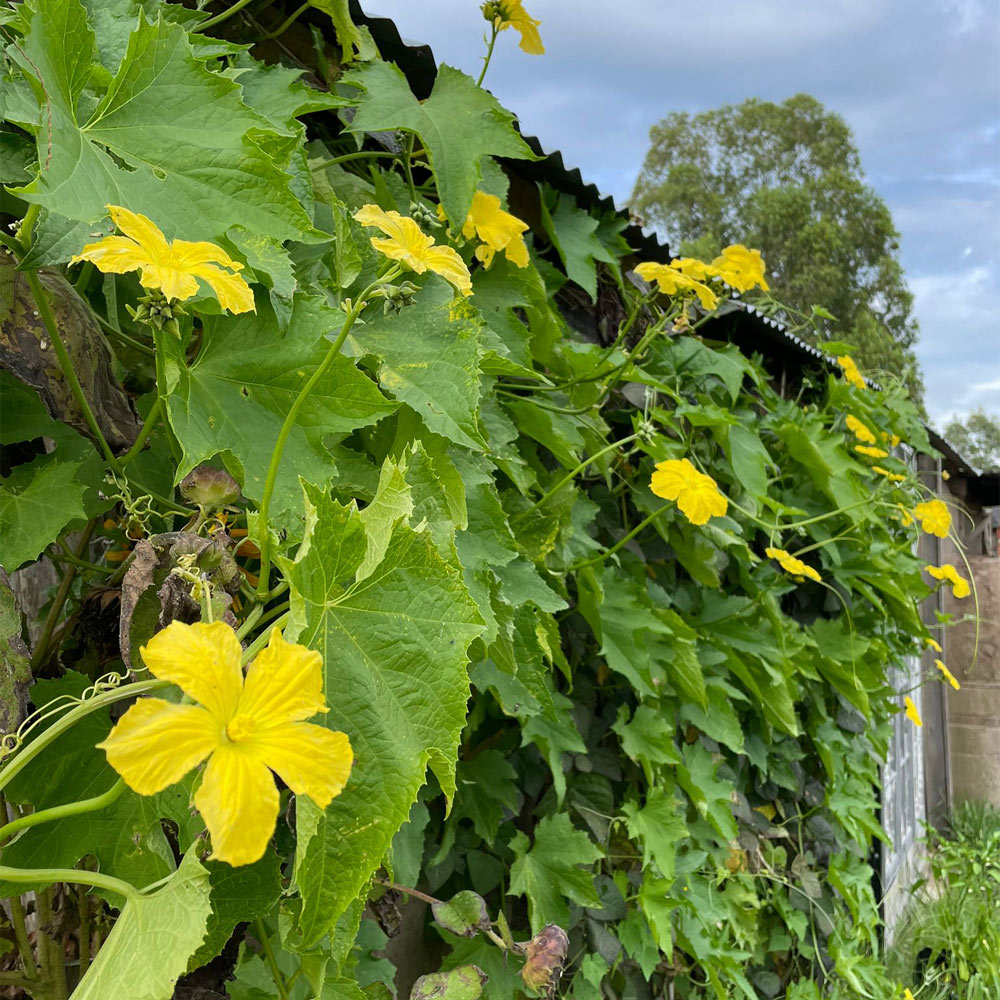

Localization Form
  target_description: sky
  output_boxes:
[364,0,1000,430]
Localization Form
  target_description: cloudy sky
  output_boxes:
[365,0,999,429]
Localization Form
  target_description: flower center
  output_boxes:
[226,714,255,743]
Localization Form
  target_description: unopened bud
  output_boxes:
[520,924,569,994]
[180,465,241,510]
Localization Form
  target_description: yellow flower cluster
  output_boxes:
[635,245,769,310]
[355,204,472,296]
[71,205,255,314]
[649,458,728,525]
[765,547,822,583]
[836,355,866,389]
[98,622,352,866]
[913,499,951,538]
[925,563,970,598]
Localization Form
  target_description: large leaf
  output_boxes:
[508,812,602,932]
[71,852,212,1000]
[10,1,314,247]
[341,60,538,226]
[285,483,483,945]
[354,281,486,450]
[165,294,395,528]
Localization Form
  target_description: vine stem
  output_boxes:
[258,0,308,40]
[0,866,140,905]
[310,150,402,173]
[253,919,289,1000]
[523,433,638,515]
[120,396,161,465]
[566,504,670,573]
[194,0,257,32]
[476,26,499,87]
[26,271,122,475]
[0,778,125,843]
[0,679,169,792]
[254,269,400,600]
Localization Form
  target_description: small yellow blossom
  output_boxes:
[635,262,718,310]
[845,415,876,443]
[454,191,530,268]
[934,659,961,691]
[98,622,352,866]
[765,546,822,584]
[354,204,472,296]
[925,563,970,599]
[881,431,901,448]
[490,0,544,54]
[904,696,922,728]
[650,458,728,525]
[913,499,951,538]
[855,445,889,459]
[904,989,915,1000]
[836,355,866,389]
[70,205,255,313]
[669,257,717,281]
[872,466,907,482]
[709,244,769,292]
[925,636,942,653]
[896,504,913,527]
[942,469,951,481]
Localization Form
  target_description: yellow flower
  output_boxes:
[925,563,970,599]
[941,469,950,481]
[882,431,901,448]
[913,499,951,538]
[925,636,942,653]
[934,659,960,691]
[845,414,876,444]
[709,244,769,292]
[854,444,889,459]
[836,355,866,389]
[458,191,530,268]
[635,262,718,310]
[904,696,922,728]
[765,546,822,584]
[669,257,717,281]
[904,989,915,1000]
[70,205,255,313]
[491,0,544,54]
[650,458,728,525]
[98,622,352,866]
[354,204,472,296]
[872,466,906,482]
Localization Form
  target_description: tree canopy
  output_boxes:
[943,408,1000,471]
[631,94,923,401]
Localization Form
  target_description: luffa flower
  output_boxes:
[913,499,951,538]
[354,205,472,296]
[845,414,876,444]
[904,696,922,728]
[708,244,769,292]
[458,191,530,268]
[934,659,961,691]
[836,355,866,390]
[765,546,822,584]
[925,636,942,653]
[634,262,718,310]
[490,0,544,54]
[925,563,970,598]
[855,444,889,459]
[98,622,352,866]
[650,458,728,525]
[70,205,255,313]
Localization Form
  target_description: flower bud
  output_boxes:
[180,465,241,510]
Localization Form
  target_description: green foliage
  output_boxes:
[631,94,923,399]
[0,4,943,999]
[942,407,1000,471]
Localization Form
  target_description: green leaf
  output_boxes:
[355,281,487,450]
[72,852,212,1000]
[675,744,738,844]
[286,484,483,945]
[341,60,538,226]
[11,3,315,247]
[0,455,88,571]
[775,416,866,512]
[432,890,491,938]
[411,965,488,1000]
[538,184,618,301]
[621,785,687,881]
[508,813,602,932]
[452,750,519,843]
[611,703,680,785]
[188,850,283,969]
[726,424,770,501]
[308,0,378,63]
[165,294,395,529]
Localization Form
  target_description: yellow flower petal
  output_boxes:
[635,262,718,310]
[70,235,154,273]
[422,245,473,296]
[670,257,716,281]
[845,414,876,444]
[494,0,544,54]
[934,659,960,691]
[139,621,243,726]
[854,445,889,458]
[194,744,279,866]
[709,244,769,292]
[765,547,822,584]
[107,205,171,255]
[461,191,530,269]
[925,636,942,653]
[650,458,728,525]
[97,699,218,795]
[904,696,922,728]
[237,628,328,728]
[139,261,200,302]
[925,563,970,598]
[247,722,353,808]
[836,355,866,389]
[185,262,256,313]
[913,499,951,538]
